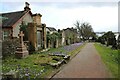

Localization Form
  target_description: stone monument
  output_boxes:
[15,31,29,58]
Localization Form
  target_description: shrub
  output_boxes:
[28,42,35,52]
[2,39,20,59]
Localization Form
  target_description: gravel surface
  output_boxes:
[52,43,113,78]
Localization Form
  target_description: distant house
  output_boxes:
[46,27,57,34]
[1,2,47,50]
[61,27,79,45]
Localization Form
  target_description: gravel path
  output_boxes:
[52,43,112,78]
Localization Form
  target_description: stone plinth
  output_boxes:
[15,44,29,58]
[15,31,29,59]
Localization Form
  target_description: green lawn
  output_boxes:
[2,43,85,79]
[94,43,119,78]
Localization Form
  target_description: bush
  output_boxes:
[2,39,20,59]
[28,42,35,52]
[117,44,120,49]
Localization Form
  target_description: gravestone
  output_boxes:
[15,31,29,58]
[2,70,19,79]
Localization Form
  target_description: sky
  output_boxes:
[0,0,119,32]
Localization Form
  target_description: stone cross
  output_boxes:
[18,31,24,45]
[16,31,29,58]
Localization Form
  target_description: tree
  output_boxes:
[74,21,94,41]
[91,32,98,41]
[74,21,81,39]
[102,31,116,48]
[117,34,120,49]
[98,35,106,44]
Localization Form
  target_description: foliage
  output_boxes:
[94,43,119,78]
[98,31,117,48]
[97,36,106,44]
[2,39,20,59]
[51,33,59,41]
[117,34,120,49]
[74,21,95,40]
[28,42,35,52]
[19,22,28,41]
[91,32,98,41]
[47,32,61,48]
[47,32,60,41]
[104,31,116,47]
[74,21,81,38]
[46,32,51,40]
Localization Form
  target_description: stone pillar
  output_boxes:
[62,31,65,46]
[48,40,50,48]
[15,31,29,58]
[56,39,58,48]
[28,23,37,51]
[42,24,46,49]
[58,39,61,47]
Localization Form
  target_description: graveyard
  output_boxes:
[2,42,84,79]
[1,1,119,79]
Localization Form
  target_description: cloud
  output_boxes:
[0,2,118,32]
[0,0,119,2]
[0,2,24,13]
[31,4,117,32]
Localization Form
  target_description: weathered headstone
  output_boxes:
[15,31,29,58]
[2,70,19,79]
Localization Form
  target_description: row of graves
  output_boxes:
[2,29,83,79]
[2,32,71,78]
[1,2,80,58]
[1,2,81,79]
[2,30,82,78]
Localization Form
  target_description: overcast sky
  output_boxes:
[0,0,119,32]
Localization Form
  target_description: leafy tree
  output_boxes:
[47,32,52,41]
[102,31,116,48]
[51,33,59,41]
[74,21,94,41]
[74,21,81,39]
[98,35,106,44]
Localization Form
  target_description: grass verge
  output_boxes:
[94,43,119,78]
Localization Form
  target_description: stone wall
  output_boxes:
[61,28,78,45]
[2,28,12,40]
